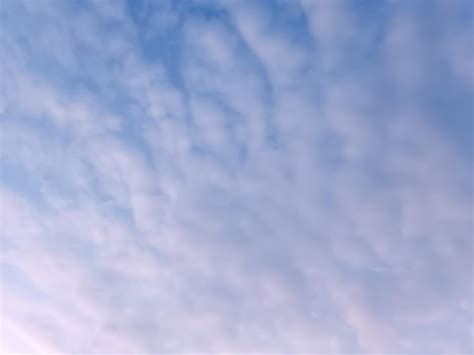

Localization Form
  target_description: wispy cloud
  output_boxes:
[1,0,472,353]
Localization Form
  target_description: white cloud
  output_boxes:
[0,0,472,353]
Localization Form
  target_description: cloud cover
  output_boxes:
[0,0,472,353]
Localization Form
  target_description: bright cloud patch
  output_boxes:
[0,0,472,353]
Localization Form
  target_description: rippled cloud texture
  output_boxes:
[0,0,473,353]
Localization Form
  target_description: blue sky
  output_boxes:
[0,0,472,353]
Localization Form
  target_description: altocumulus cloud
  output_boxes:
[0,0,472,353]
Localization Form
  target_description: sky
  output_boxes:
[0,0,473,353]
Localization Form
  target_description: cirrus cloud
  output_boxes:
[0,0,472,353]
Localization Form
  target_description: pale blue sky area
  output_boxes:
[0,0,473,353]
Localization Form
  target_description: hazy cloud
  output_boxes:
[1,0,472,353]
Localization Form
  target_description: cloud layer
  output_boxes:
[1,0,472,353]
